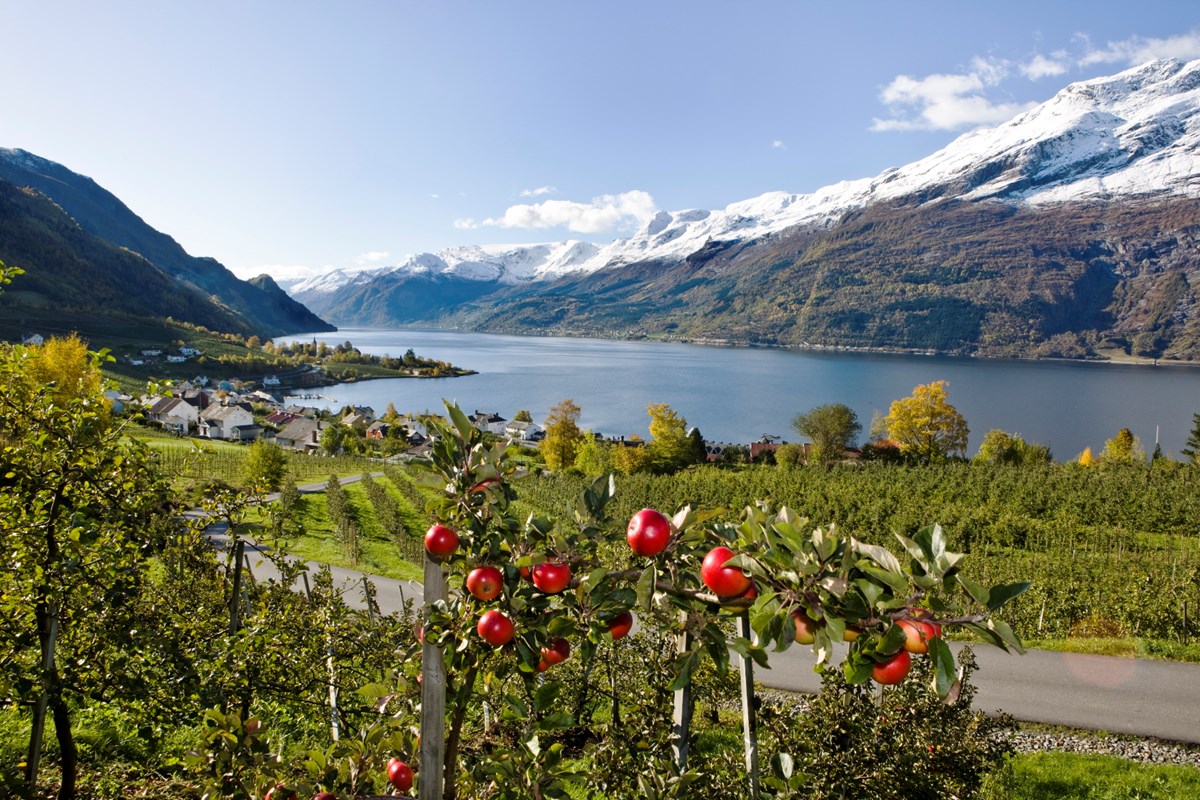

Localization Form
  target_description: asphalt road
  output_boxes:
[198,496,1200,746]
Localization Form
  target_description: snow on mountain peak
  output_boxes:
[293,58,1200,300]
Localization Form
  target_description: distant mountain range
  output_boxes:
[0,148,332,339]
[292,58,1200,361]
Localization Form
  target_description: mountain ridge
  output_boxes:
[0,147,333,337]
[291,58,1200,360]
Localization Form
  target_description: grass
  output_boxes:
[250,480,424,583]
[1024,637,1200,663]
[984,752,1200,799]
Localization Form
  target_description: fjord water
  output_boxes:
[281,329,1200,460]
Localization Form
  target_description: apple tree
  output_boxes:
[405,402,1027,800]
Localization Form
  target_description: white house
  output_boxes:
[20,333,44,346]
[146,396,198,434]
[505,420,542,442]
[470,410,508,435]
[180,346,202,357]
[166,354,187,363]
[198,403,256,441]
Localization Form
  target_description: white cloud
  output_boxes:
[354,251,390,265]
[430,193,441,199]
[234,263,335,281]
[1021,53,1069,80]
[453,218,480,230]
[1079,31,1200,67]
[481,190,658,234]
[771,140,786,150]
[872,65,1035,132]
[519,185,557,197]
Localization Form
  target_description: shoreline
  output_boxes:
[328,323,1200,370]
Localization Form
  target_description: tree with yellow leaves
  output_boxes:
[882,380,969,463]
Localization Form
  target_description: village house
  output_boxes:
[470,410,507,435]
[504,419,542,442]
[276,417,328,452]
[366,420,391,440]
[198,402,258,441]
[341,411,371,431]
[20,333,44,346]
[179,345,201,357]
[145,396,199,434]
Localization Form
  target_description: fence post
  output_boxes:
[419,554,447,800]
[671,611,694,771]
[736,612,760,798]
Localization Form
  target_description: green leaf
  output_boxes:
[854,540,903,574]
[635,563,656,612]
[986,618,1026,654]
[894,531,929,572]
[533,681,560,713]
[668,651,699,691]
[771,752,795,780]
[860,565,908,595]
[956,574,991,608]
[445,401,475,442]
[928,636,956,698]
[987,581,1033,611]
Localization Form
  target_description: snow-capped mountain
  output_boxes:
[294,57,1200,312]
[291,58,1200,362]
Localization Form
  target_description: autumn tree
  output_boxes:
[645,402,694,473]
[572,432,613,476]
[792,403,861,466]
[973,429,1051,466]
[1100,427,1144,464]
[882,381,969,463]
[514,409,533,423]
[0,335,174,798]
[541,398,584,470]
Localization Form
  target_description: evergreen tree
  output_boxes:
[1182,413,1200,464]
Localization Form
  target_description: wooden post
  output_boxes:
[229,538,244,635]
[419,554,447,800]
[736,612,760,798]
[671,611,694,771]
[1184,601,1190,643]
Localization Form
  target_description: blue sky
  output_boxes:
[2,1,1199,280]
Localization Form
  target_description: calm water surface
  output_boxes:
[279,329,1200,460]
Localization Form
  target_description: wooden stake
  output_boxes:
[419,555,447,800]
[671,611,694,771]
[736,612,760,799]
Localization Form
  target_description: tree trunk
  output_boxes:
[53,688,77,800]
[25,599,58,791]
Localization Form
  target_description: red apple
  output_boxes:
[387,757,414,792]
[607,610,634,640]
[465,565,504,601]
[792,610,820,644]
[898,619,940,654]
[244,718,261,735]
[424,524,459,559]
[626,508,672,557]
[842,626,862,642]
[541,637,570,666]
[531,561,571,594]
[476,609,515,646]
[871,650,912,685]
[700,546,752,598]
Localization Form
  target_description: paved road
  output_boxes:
[197,498,1200,745]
